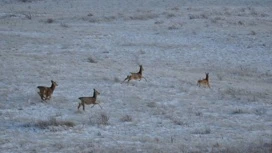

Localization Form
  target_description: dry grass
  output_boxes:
[60,23,69,28]
[232,108,246,114]
[120,115,133,122]
[254,108,266,116]
[114,77,121,83]
[192,127,211,135]
[89,112,110,126]
[87,56,98,63]
[23,12,32,20]
[18,0,34,2]
[168,24,180,30]
[24,117,75,129]
[188,13,208,20]
[219,87,268,102]
[219,140,272,153]
[46,18,54,24]
[147,101,156,108]
[36,118,75,129]
[127,12,159,21]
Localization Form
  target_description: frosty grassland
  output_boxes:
[0,0,271,152]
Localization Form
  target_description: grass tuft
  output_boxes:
[90,112,110,126]
[46,18,54,24]
[24,117,75,130]
[192,127,211,135]
[87,56,98,63]
[232,108,245,114]
[120,115,133,122]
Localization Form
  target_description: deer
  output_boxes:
[37,80,58,101]
[122,65,147,84]
[197,73,210,88]
[78,89,101,111]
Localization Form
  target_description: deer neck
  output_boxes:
[93,91,97,99]
[205,75,209,81]
[50,83,56,91]
[138,67,143,75]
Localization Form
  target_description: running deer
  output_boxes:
[37,80,58,101]
[197,73,210,88]
[78,89,101,111]
[122,65,147,84]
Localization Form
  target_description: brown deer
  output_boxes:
[78,89,101,111]
[122,65,147,84]
[197,73,210,88]
[37,80,58,101]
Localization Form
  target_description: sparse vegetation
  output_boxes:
[18,0,33,2]
[220,87,268,102]
[168,24,179,30]
[216,73,224,81]
[23,12,32,20]
[165,13,176,19]
[120,115,132,122]
[60,23,69,28]
[89,112,110,126]
[249,30,256,35]
[254,108,266,116]
[99,113,109,125]
[128,12,159,21]
[87,13,93,17]
[232,108,245,114]
[24,117,75,129]
[188,13,208,20]
[195,111,203,116]
[210,16,225,24]
[172,117,185,126]
[219,140,272,153]
[147,101,156,108]
[87,56,98,63]
[46,18,54,23]
[154,20,164,24]
[192,127,211,134]
[114,77,121,82]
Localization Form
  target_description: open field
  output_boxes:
[0,0,272,152]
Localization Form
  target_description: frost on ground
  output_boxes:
[0,0,272,152]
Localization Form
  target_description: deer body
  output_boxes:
[122,65,147,84]
[197,73,210,88]
[37,80,58,101]
[78,89,101,110]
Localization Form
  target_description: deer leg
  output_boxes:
[98,104,103,109]
[45,96,51,100]
[83,103,85,111]
[142,77,147,81]
[121,77,128,84]
[78,103,81,110]
[127,79,131,85]
[38,92,43,100]
[41,95,46,101]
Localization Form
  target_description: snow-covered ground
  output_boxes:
[0,0,271,152]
